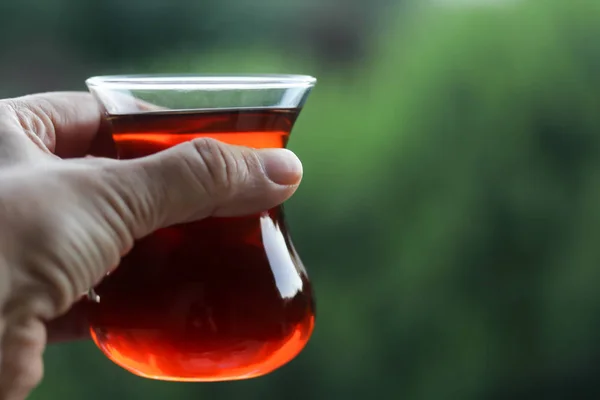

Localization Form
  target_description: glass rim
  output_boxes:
[86,74,317,90]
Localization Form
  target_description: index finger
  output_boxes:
[1,92,104,158]
[2,92,168,159]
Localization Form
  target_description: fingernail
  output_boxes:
[257,148,303,186]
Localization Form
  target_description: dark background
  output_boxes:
[2,0,600,398]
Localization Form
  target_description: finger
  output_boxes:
[0,107,48,166]
[99,138,303,238]
[1,92,102,158]
[0,317,45,400]
[45,299,90,344]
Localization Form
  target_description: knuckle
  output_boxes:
[238,149,262,181]
[189,138,239,195]
[99,163,156,227]
[99,161,156,235]
[2,98,56,150]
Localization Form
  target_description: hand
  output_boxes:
[0,92,303,400]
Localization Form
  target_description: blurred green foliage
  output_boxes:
[27,0,600,399]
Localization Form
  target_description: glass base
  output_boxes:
[88,210,315,382]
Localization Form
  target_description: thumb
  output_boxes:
[99,138,303,237]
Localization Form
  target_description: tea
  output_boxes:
[88,108,316,381]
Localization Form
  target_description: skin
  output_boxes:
[0,92,303,400]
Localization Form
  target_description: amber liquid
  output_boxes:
[89,108,315,382]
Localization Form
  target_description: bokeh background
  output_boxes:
[2,0,600,398]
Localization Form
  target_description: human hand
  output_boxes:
[0,92,303,400]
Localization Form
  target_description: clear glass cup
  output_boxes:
[85,74,316,382]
